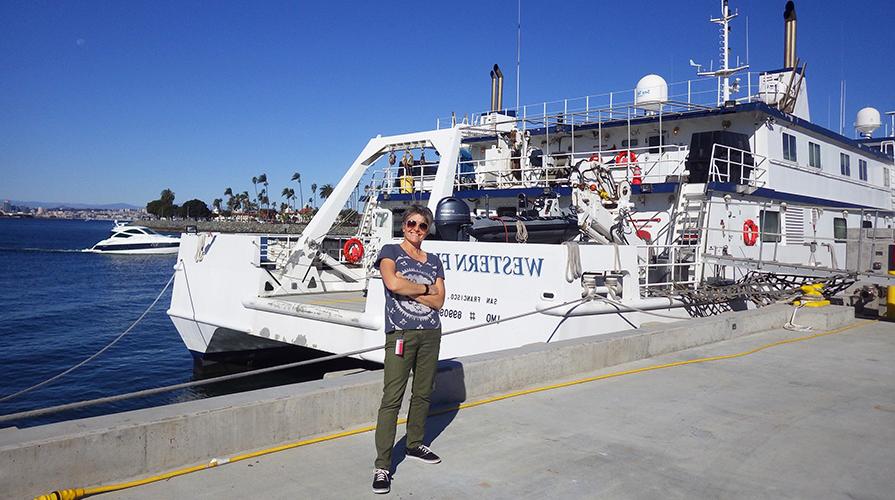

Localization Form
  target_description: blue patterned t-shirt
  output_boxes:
[375,244,445,333]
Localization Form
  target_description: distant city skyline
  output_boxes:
[2,0,893,206]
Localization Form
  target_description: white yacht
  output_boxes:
[87,222,180,255]
[167,0,895,368]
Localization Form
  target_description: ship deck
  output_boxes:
[273,290,367,313]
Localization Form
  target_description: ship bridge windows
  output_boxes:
[782,133,797,162]
[112,232,132,238]
[760,210,781,243]
[808,142,822,168]
[840,153,851,176]
[858,159,868,181]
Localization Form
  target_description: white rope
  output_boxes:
[0,272,177,403]
[515,219,528,243]
[783,304,812,332]
[564,241,582,283]
[194,232,208,262]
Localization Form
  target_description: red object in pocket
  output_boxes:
[395,338,404,356]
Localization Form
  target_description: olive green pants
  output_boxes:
[374,328,441,470]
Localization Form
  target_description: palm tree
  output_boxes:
[319,183,334,201]
[258,173,269,210]
[251,176,259,209]
[281,187,295,211]
[224,187,235,211]
[291,172,304,209]
[311,183,318,208]
[212,198,223,214]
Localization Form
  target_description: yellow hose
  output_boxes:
[34,319,872,499]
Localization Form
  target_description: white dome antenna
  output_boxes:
[635,74,668,112]
[855,107,881,138]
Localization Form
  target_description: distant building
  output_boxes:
[1,200,10,213]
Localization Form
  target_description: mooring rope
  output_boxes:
[0,294,592,423]
[0,272,177,404]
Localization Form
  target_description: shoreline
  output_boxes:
[139,218,359,235]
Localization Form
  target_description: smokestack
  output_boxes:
[784,1,797,68]
[494,64,504,112]
[490,69,497,112]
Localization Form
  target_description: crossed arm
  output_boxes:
[379,258,446,310]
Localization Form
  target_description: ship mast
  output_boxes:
[692,0,749,105]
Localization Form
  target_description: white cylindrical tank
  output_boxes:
[635,74,668,111]
[855,107,881,137]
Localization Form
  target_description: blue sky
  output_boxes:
[2,0,893,207]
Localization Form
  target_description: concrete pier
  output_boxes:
[5,305,889,498]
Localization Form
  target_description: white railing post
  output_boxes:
[747,71,752,101]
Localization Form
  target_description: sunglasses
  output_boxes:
[404,219,429,231]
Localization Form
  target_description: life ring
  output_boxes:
[614,150,637,165]
[343,238,364,263]
[614,151,640,184]
[743,219,759,246]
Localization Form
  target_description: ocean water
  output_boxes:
[0,218,358,428]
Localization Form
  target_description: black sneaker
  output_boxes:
[372,468,391,494]
[405,444,441,464]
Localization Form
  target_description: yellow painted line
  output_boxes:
[36,319,873,500]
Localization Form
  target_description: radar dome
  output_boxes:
[635,74,668,111]
[855,107,881,137]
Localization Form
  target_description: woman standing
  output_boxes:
[372,205,446,494]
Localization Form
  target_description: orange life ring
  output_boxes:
[614,151,640,184]
[743,219,759,246]
[614,150,637,165]
[343,238,364,263]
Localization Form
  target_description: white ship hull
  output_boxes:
[168,233,691,364]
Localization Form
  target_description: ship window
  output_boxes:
[760,210,781,243]
[648,135,661,154]
[113,233,132,238]
[885,167,891,188]
[621,139,638,148]
[782,133,797,162]
[840,153,851,176]
[858,159,868,181]
[833,217,847,242]
[862,220,873,229]
[808,142,821,168]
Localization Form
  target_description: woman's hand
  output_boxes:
[413,277,445,310]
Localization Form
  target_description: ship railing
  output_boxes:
[371,144,691,195]
[693,199,895,275]
[637,243,701,293]
[708,144,769,188]
[436,72,764,131]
